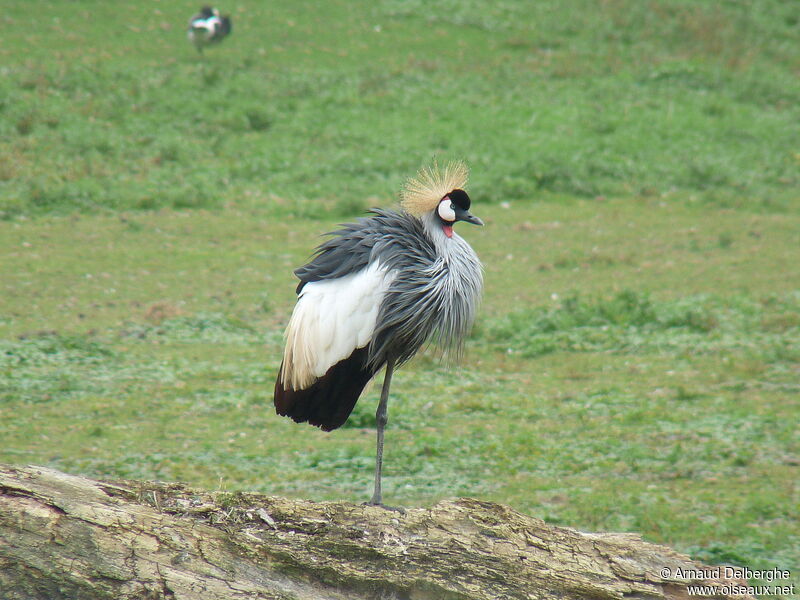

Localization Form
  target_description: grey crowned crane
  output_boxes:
[274,162,484,506]
[187,6,232,54]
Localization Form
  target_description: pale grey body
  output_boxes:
[295,209,482,371]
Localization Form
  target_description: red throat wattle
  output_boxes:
[442,224,454,238]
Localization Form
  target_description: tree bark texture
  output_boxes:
[0,465,752,600]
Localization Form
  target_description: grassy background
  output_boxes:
[1,0,798,591]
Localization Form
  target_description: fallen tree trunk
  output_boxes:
[0,465,751,600]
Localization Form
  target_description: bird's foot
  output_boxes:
[363,500,406,514]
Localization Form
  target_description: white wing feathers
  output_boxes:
[281,262,394,390]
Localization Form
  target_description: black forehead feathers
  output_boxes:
[447,188,471,210]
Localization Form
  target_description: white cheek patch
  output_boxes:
[438,199,456,222]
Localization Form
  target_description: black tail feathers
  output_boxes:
[274,347,377,431]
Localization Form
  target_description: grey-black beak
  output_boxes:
[454,206,484,226]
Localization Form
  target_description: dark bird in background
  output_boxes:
[187,6,232,54]
[274,162,484,506]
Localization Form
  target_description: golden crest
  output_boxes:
[400,160,469,217]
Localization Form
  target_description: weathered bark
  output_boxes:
[0,465,751,600]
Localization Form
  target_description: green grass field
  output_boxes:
[1,0,798,591]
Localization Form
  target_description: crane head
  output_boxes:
[437,189,483,238]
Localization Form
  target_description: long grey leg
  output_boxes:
[369,357,395,506]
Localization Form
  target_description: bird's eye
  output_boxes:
[450,203,455,211]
